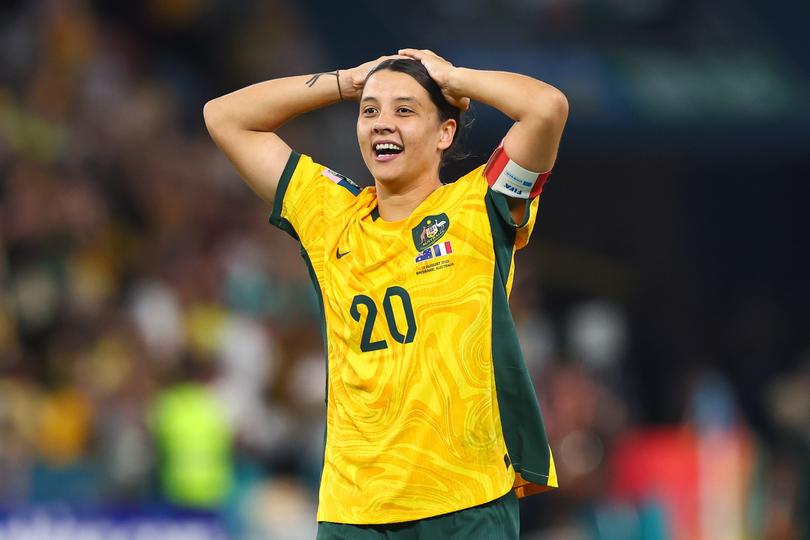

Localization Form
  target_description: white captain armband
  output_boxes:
[484,142,551,199]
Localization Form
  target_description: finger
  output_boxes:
[398,48,423,59]
[446,95,470,112]
[420,49,447,63]
[371,54,409,67]
[371,55,403,65]
[362,54,409,76]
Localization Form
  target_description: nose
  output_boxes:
[373,120,394,135]
[372,110,396,134]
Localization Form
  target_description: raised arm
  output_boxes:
[399,49,568,217]
[203,56,403,204]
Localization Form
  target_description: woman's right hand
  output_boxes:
[339,55,406,101]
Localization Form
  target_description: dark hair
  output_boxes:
[365,58,470,165]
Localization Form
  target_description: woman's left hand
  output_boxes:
[398,49,470,111]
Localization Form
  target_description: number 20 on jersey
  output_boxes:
[350,286,416,352]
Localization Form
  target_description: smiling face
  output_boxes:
[357,69,456,187]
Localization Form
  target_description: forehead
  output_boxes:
[362,69,431,103]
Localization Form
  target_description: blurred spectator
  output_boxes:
[149,358,233,509]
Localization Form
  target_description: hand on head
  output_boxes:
[341,51,470,111]
[397,49,470,112]
[340,55,408,101]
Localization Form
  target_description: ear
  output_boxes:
[437,118,457,151]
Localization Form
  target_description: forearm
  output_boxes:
[448,68,568,124]
[202,55,402,204]
[203,72,342,134]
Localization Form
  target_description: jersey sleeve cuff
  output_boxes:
[487,190,532,229]
[268,150,301,239]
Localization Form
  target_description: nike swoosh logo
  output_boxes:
[336,248,351,259]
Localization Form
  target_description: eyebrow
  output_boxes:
[360,96,420,104]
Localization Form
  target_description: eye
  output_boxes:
[397,107,414,114]
[362,106,378,116]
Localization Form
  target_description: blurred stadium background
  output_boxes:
[1,0,809,538]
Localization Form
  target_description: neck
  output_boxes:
[376,172,442,222]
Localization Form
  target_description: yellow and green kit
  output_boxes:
[270,152,557,525]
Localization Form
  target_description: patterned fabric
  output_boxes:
[269,151,556,525]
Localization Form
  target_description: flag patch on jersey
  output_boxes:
[415,241,452,263]
[322,168,361,195]
[412,213,449,252]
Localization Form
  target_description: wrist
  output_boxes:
[335,70,345,101]
[338,69,360,101]
[446,67,470,97]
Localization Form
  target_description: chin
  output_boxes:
[368,162,405,184]
[371,169,400,184]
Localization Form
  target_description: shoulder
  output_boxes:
[443,163,487,197]
[283,152,363,197]
[271,152,372,239]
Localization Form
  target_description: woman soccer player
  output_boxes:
[204,48,567,539]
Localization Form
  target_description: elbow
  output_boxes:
[203,98,223,135]
[553,89,569,122]
[516,86,568,130]
[537,87,569,126]
[203,97,238,143]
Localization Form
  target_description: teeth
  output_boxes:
[374,143,402,152]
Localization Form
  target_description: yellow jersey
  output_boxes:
[269,151,557,524]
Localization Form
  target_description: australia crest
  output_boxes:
[412,213,449,252]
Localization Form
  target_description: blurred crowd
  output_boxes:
[0,1,328,537]
[0,1,808,539]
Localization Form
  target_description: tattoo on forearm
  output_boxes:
[305,71,338,87]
